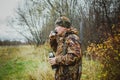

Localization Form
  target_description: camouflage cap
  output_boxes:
[55,16,71,28]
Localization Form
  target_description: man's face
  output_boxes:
[55,26,67,36]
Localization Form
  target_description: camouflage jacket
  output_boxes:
[49,27,82,80]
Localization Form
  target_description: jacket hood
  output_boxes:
[65,27,79,36]
[59,27,79,37]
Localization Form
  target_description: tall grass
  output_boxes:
[81,57,102,80]
[0,44,102,80]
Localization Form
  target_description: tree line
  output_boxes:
[8,0,120,49]
[0,40,26,46]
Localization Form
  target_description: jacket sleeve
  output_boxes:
[55,35,81,65]
[49,37,58,52]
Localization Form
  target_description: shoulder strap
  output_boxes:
[63,38,67,55]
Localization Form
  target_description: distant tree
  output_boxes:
[8,0,47,46]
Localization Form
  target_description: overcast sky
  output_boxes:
[0,0,25,42]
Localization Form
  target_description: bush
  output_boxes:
[86,35,120,80]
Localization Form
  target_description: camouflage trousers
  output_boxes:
[55,73,81,80]
[54,66,81,80]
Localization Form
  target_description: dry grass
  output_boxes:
[81,57,102,80]
[0,44,102,80]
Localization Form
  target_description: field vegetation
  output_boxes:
[0,43,102,80]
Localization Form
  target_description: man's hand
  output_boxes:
[48,57,56,65]
[49,31,57,40]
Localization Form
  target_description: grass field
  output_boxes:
[0,44,102,80]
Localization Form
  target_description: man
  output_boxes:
[49,16,82,80]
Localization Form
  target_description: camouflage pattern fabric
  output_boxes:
[49,27,82,80]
